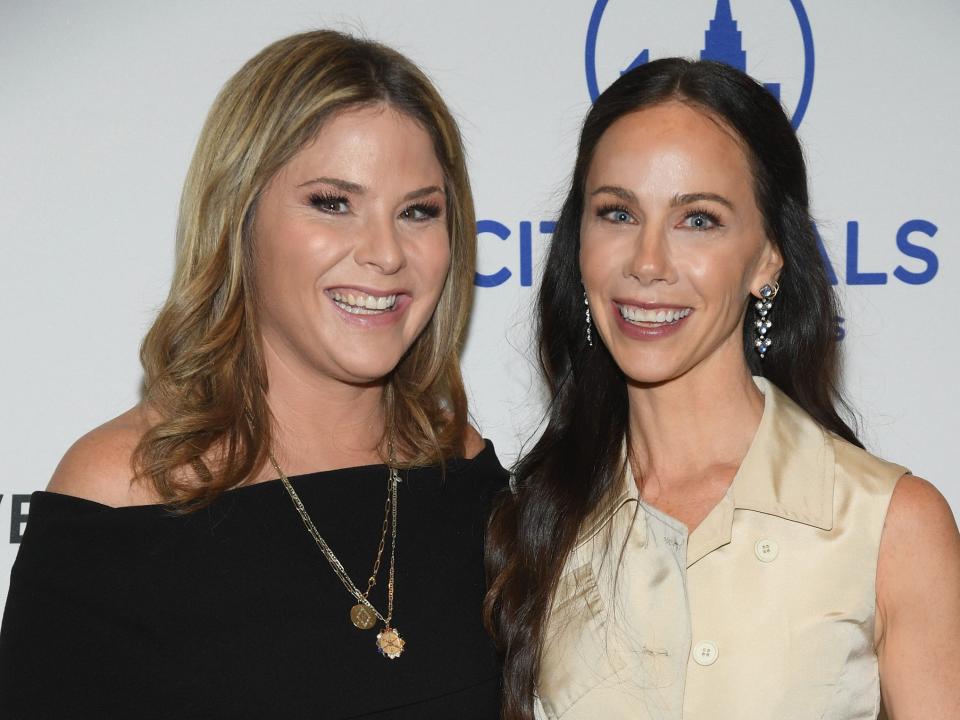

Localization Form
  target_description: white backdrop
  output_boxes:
[2,0,958,611]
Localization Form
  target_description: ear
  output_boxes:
[751,239,784,297]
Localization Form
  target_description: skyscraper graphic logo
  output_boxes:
[701,0,781,99]
[585,0,815,128]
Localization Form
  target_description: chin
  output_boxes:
[327,346,408,384]
[335,362,402,386]
[616,356,689,387]
[623,373,675,388]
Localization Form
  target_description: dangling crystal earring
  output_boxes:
[583,291,594,348]
[753,282,778,358]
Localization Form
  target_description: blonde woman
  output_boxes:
[0,31,506,718]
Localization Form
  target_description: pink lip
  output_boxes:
[612,301,692,341]
[612,299,689,310]
[325,288,412,328]
[325,284,408,297]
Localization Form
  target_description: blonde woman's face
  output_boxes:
[253,104,451,386]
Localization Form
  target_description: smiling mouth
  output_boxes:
[616,304,692,326]
[328,290,399,315]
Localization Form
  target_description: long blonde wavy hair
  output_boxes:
[136,30,476,507]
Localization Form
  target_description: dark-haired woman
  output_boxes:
[0,31,505,718]
[485,58,960,720]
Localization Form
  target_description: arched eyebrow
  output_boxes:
[671,192,734,210]
[296,177,443,202]
[297,176,364,193]
[589,185,637,202]
[402,185,445,201]
[589,186,735,211]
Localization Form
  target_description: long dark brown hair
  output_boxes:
[484,58,860,720]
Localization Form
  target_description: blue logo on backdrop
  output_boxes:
[474,220,556,288]
[585,0,814,129]
[474,1,939,290]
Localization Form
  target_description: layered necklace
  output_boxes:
[269,449,405,660]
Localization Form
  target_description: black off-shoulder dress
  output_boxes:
[0,441,507,719]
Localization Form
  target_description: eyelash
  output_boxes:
[308,192,348,213]
[401,203,443,221]
[595,203,724,232]
[597,204,634,223]
[683,207,723,230]
[307,193,442,221]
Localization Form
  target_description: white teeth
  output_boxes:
[330,290,398,315]
[336,304,379,315]
[617,305,691,325]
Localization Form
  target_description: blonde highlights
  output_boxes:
[136,30,476,506]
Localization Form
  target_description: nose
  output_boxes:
[626,223,676,285]
[354,214,406,275]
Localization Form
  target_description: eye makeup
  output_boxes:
[308,192,349,214]
[401,202,443,221]
[596,203,635,223]
[681,207,724,230]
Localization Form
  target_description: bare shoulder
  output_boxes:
[46,406,160,507]
[877,473,960,628]
[462,423,486,460]
[876,476,960,713]
[882,474,958,549]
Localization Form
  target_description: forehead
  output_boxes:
[281,103,443,184]
[587,101,754,198]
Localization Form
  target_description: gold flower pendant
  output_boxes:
[376,628,405,659]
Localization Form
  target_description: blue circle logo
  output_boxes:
[585,0,815,129]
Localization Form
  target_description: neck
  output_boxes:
[260,337,387,477]
[627,345,764,488]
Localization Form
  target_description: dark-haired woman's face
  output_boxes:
[579,101,782,385]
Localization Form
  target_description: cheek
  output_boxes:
[674,242,753,302]
[578,225,615,286]
[410,233,452,294]
[258,220,343,285]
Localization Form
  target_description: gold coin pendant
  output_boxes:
[376,628,405,659]
[350,603,377,630]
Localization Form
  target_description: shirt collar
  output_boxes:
[574,466,638,549]
[729,376,835,529]
[574,377,836,560]
[686,376,835,565]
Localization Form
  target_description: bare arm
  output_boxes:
[46,406,159,507]
[876,474,960,718]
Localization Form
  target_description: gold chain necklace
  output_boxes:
[359,479,392,609]
[269,451,406,660]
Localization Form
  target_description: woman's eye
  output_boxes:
[400,203,442,221]
[681,211,721,231]
[599,206,635,224]
[309,194,349,214]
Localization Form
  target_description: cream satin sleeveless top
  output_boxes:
[535,378,908,720]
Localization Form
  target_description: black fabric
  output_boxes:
[0,441,508,719]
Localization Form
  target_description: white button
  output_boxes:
[755,538,779,562]
[692,641,719,666]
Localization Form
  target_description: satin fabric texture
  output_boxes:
[535,377,908,719]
